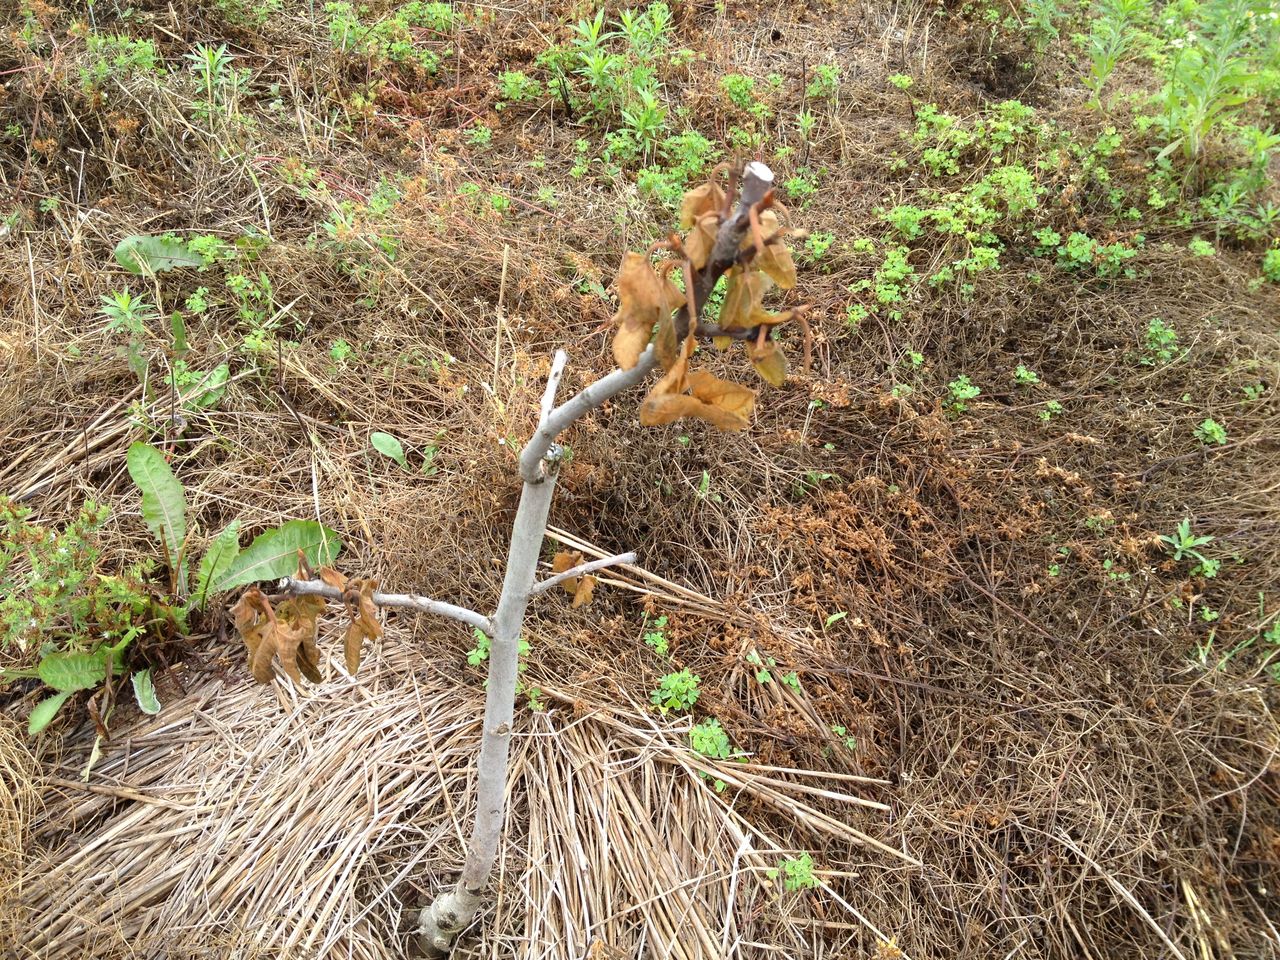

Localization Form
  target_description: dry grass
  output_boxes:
[2,0,1280,958]
[17,610,907,960]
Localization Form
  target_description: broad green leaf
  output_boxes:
[193,520,240,611]
[114,235,202,275]
[371,431,408,469]
[131,670,161,715]
[38,651,107,692]
[29,691,74,734]
[127,443,187,586]
[212,520,342,594]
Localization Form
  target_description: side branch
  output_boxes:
[530,551,637,596]
[518,348,659,481]
[277,577,493,635]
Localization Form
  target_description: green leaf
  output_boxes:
[131,670,161,715]
[38,651,107,692]
[126,443,187,587]
[189,363,230,409]
[170,311,189,354]
[29,691,74,735]
[114,235,203,275]
[193,520,241,610]
[370,431,408,469]
[212,519,342,593]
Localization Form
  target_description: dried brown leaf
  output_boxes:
[551,550,584,594]
[679,181,725,230]
[640,392,752,431]
[683,213,718,270]
[720,268,773,331]
[641,365,755,431]
[756,241,797,289]
[342,578,382,675]
[572,575,597,608]
[689,370,756,423]
[610,252,664,370]
[737,210,796,289]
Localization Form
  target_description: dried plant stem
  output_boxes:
[417,162,778,956]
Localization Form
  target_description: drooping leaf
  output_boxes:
[654,311,682,371]
[742,210,796,290]
[572,574,597,608]
[550,552,595,607]
[610,253,666,370]
[679,181,725,230]
[371,431,408,469]
[689,370,755,418]
[640,333,694,423]
[127,443,187,584]
[232,583,323,684]
[749,339,788,387]
[231,587,276,683]
[212,520,342,594]
[719,268,772,331]
[683,213,719,270]
[193,520,241,611]
[28,691,74,735]
[342,578,382,675]
[38,651,107,693]
[640,363,755,432]
[640,393,743,430]
[131,669,161,715]
[756,239,797,289]
[612,322,653,372]
[114,235,203,275]
[278,593,326,684]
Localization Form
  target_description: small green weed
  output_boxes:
[946,375,981,414]
[643,613,670,657]
[805,64,840,100]
[1160,518,1218,577]
[767,852,820,892]
[1014,364,1040,386]
[498,70,541,105]
[1195,418,1228,445]
[1263,249,1280,283]
[651,668,700,713]
[1140,318,1179,365]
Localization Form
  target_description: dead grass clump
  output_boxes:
[0,717,39,947]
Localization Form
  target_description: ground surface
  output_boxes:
[2,1,1279,958]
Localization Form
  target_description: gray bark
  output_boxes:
[416,161,777,955]
[276,578,492,634]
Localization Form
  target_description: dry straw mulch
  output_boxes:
[14,621,905,960]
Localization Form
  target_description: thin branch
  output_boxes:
[538,349,568,428]
[276,577,493,635]
[530,552,637,596]
[519,348,658,482]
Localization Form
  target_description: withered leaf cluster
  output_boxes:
[551,551,597,608]
[231,553,383,684]
[609,173,806,431]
